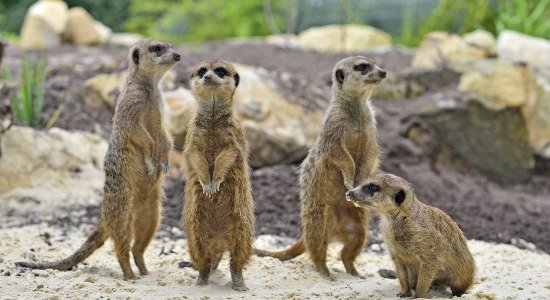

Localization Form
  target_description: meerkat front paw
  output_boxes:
[160,160,169,174]
[199,178,223,196]
[344,179,354,190]
[145,158,155,175]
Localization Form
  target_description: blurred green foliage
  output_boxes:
[125,0,288,42]
[0,0,130,33]
[64,0,131,32]
[396,0,495,46]
[396,0,550,46]
[495,0,550,38]
[0,0,548,45]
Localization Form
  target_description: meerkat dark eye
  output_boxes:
[198,67,207,78]
[215,67,227,78]
[362,183,380,195]
[355,63,371,72]
[394,189,406,205]
[151,45,162,53]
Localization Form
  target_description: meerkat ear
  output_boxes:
[335,69,345,84]
[234,73,240,87]
[394,189,406,206]
[132,48,139,65]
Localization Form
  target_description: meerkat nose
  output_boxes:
[345,191,352,198]
[204,75,211,80]
[173,53,181,61]
[378,70,386,78]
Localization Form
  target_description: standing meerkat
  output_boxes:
[346,173,476,298]
[16,39,180,280]
[255,56,386,279]
[182,60,255,291]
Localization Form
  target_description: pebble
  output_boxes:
[31,269,49,277]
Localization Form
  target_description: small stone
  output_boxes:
[32,269,49,277]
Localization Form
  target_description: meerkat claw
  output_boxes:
[212,178,222,193]
[200,180,221,196]
[145,158,155,176]
[161,161,169,174]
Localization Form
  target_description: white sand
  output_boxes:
[0,226,549,299]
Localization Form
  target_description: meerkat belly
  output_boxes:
[329,204,366,240]
[316,159,351,204]
[198,201,234,236]
[343,129,369,161]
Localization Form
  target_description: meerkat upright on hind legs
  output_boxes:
[346,173,476,298]
[255,56,386,279]
[182,60,255,291]
[16,39,180,280]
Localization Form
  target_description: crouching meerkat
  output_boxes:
[255,56,386,279]
[182,60,255,291]
[346,173,476,298]
[16,39,180,280]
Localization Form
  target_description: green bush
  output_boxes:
[3,55,48,128]
[125,0,289,43]
[0,0,130,35]
[396,0,494,47]
[495,0,550,38]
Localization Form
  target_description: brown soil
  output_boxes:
[1,41,549,253]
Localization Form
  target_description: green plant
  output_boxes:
[495,0,550,38]
[4,55,48,127]
[396,0,494,47]
[125,0,289,43]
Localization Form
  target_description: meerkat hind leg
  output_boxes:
[131,188,162,275]
[211,252,223,271]
[229,254,248,291]
[304,217,332,279]
[112,228,136,280]
[196,259,212,286]
[340,232,366,278]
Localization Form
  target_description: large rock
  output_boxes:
[165,64,324,167]
[298,24,392,53]
[19,0,69,49]
[164,88,197,148]
[264,34,301,49]
[409,98,534,183]
[109,33,143,48]
[458,60,529,110]
[373,68,461,100]
[524,69,550,158]
[459,60,550,158]
[79,70,176,109]
[463,30,497,56]
[63,7,112,46]
[0,126,107,193]
[497,30,550,69]
[412,31,494,70]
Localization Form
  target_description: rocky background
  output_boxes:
[1,0,550,259]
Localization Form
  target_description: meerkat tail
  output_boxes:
[16,226,108,270]
[254,235,305,261]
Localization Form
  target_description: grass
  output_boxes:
[2,54,48,128]
[495,0,550,38]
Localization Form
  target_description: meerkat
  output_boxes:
[255,56,386,279]
[16,39,180,280]
[182,60,255,292]
[346,173,476,298]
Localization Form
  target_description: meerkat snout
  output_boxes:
[378,70,386,78]
[173,52,181,61]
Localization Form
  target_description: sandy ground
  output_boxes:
[1,225,549,299]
